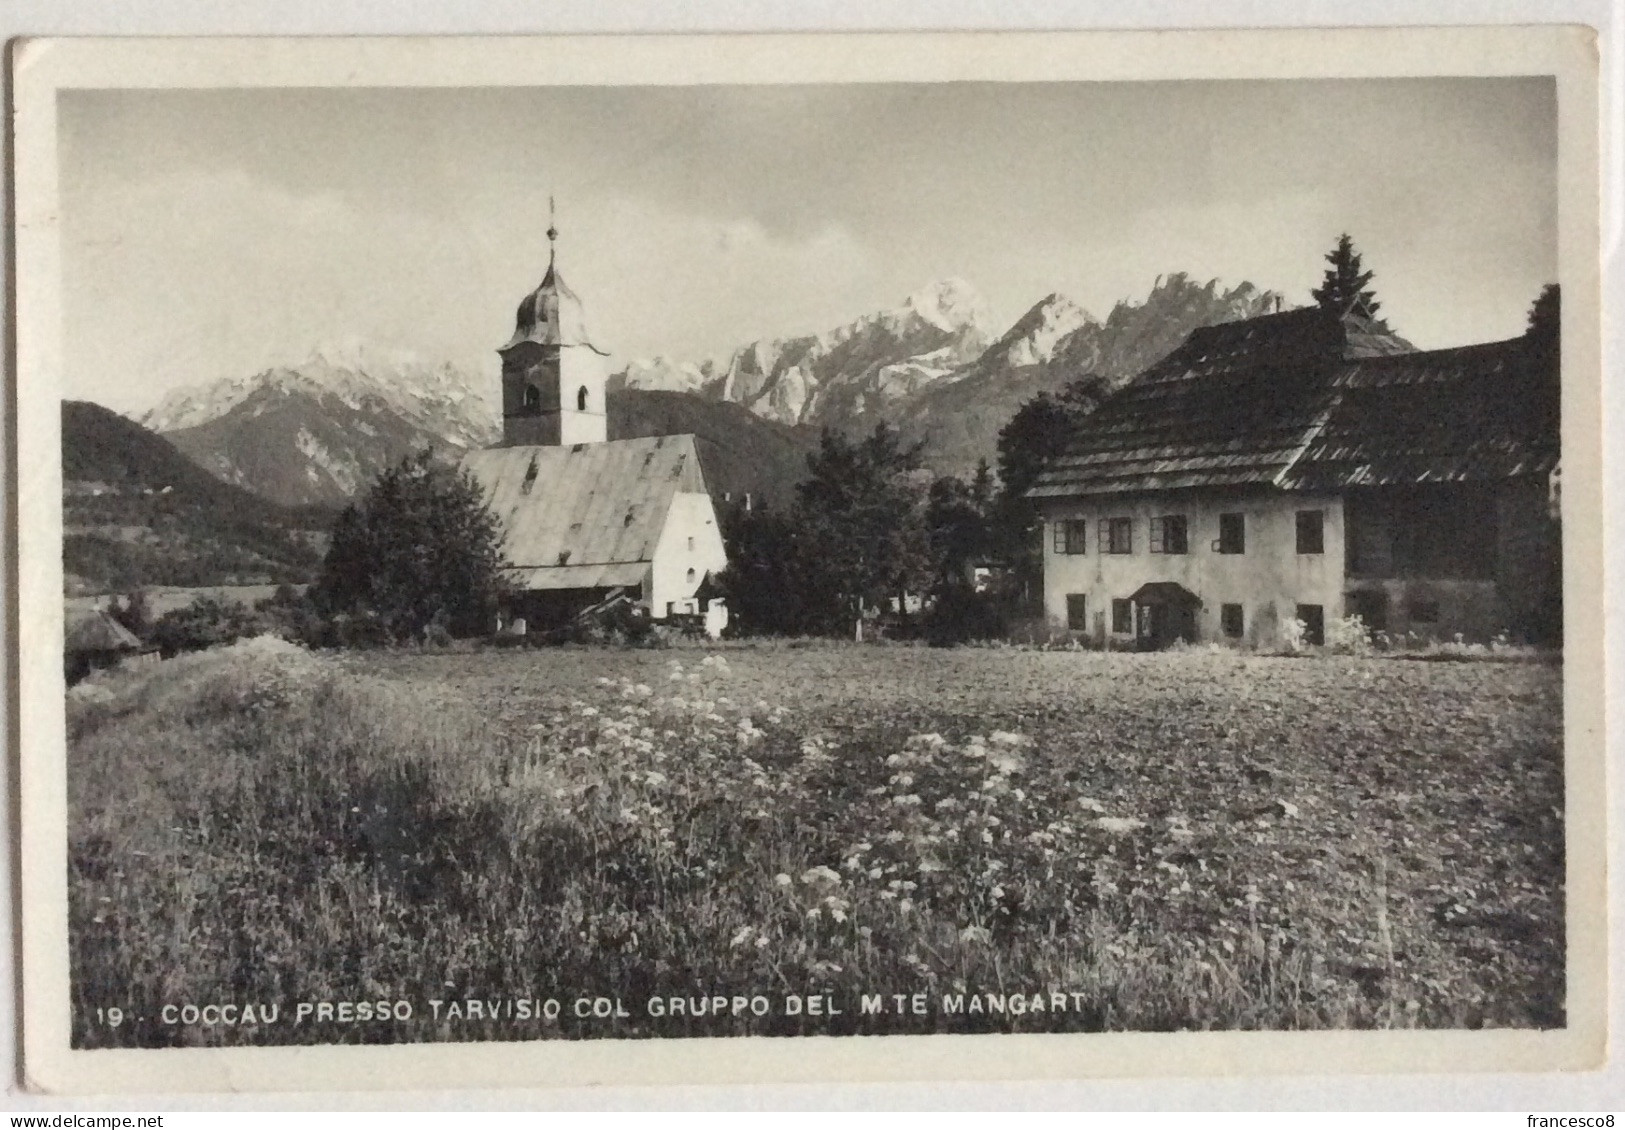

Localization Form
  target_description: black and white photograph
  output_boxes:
[12,28,1606,1093]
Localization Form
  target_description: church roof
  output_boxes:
[460,434,711,591]
[501,258,597,352]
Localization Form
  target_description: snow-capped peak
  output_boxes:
[902,277,989,335]
[137,341,498,444]
[981,292,1096,369]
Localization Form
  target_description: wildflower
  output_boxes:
[959,925,992,944]
[1095,816,1145,834]
[580,706,599,717]
[898,899,914,914]
[774,873,793,887]
[801,865,842,886]
[730,926,755,948]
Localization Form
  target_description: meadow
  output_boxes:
[66,637,1564,1047]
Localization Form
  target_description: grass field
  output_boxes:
[66,638,1564,1047]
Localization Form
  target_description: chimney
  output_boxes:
[1273,294,1283,313]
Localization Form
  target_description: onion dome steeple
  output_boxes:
[502,196,593,350]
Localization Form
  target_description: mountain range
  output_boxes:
[122,272,1288,513]
[613,272,1284,477]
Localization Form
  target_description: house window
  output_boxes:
[1052,519,1087,555]
[1296,510,1325,555]
[1217,512,1246,554]
[577,385,590,411]
[687,536,695,551]
[686,567,697,585]
[1111,598,1133,634]
[1149,515,1188,554]
[1100,517,1133,554]
[1221,603,1244,638]
[1066,594,1088,631]
[1296,603,1325,645]
[1347,589,1390,631]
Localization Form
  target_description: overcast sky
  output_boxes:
[59,78,1556,415]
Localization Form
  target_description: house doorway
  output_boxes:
[1128,582,1202,650]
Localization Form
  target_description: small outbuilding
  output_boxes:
[65,608,156,684]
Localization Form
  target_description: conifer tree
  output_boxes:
[1312,233,1383,321]
[312,449,508,642]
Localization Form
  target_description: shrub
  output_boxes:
[1325,613,1372,655]
[1278,616,1307,653]
[923,585,1010,648]
[149,596,267,658]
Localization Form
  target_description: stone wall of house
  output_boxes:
[1040,488,1346,647]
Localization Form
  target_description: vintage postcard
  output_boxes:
[11,27,1605,1094]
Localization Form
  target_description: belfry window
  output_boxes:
[523,384,541,410]
[577,385,589,411]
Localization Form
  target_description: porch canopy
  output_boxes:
[1128,581,1202,608]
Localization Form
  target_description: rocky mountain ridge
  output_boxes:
[132,272,1286,506]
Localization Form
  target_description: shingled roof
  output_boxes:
[460,434,709,592]
[65,609,146,654]
[1029,308,1557,500]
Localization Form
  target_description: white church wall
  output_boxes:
[557,345,609,445]
[649,492,729,618]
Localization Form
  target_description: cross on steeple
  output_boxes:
[546,195,558,265]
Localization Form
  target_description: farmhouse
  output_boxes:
[459,218,727,629]
[1030,306,1560,648]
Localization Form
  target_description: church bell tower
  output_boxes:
[498,200,608,447]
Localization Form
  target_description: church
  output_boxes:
[459,217,728,631]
